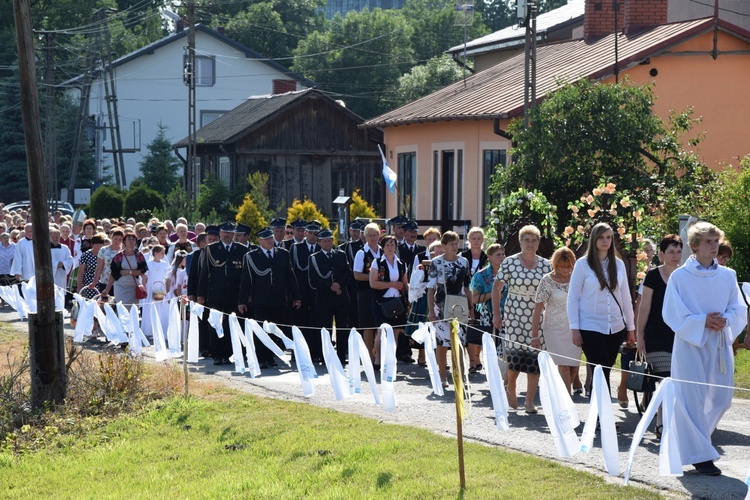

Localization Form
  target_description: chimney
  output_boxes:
[584,0,668,40]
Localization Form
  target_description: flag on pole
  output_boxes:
[378,144,397,194]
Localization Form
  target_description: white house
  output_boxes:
[65,24,312,192]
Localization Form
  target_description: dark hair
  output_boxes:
[83,218,96,231]
[718,238,733,258]
[90,233,106,246]
[151,244,165,254]
[109,228,124,238]
[379,234,397,248]
[659,234,683,253]
[196,233,207,246]
[585,222,619,291]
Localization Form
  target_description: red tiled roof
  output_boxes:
[363,18,748,128]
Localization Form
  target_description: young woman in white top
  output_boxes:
[567,222,635,390]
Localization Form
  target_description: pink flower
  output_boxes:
[592,188,603,196]
[564,226,574,236]
[587,209,597,218]
[585,195,594,204]
[619,198,631,208]
[577,225,585,234]
[604,183,616,194]
[637,271,646,280]
[617,227,626,235]
[570,205,579,214]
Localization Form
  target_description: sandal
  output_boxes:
[476,363,483,371]
[469,366,477,374]
[655,424,663,440]
[418,361,427,368]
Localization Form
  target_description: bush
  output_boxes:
[714,156,750,281]
[152,186,202,224]
[89,185,125,218]
[235,195,268,243]
[123,184,165,218]
[197,175,233,221]
[350,189,378,220]
[286,198,329,228]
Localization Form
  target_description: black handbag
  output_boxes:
[380,297,405,318]
[626,352,652,392]
[465,319,488,345]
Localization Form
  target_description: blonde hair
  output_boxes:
[363,222,381,237]
[467,226,484,239]
[688,222,724,250]
[551,247,576,270]
[519,225,541,240]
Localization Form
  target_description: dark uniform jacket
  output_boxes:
[398,241,426,275]
[238,247,300,308]
[186,248,204,298]
[291,240,320,303]
[308,248,352,307]
[197,241,245,306]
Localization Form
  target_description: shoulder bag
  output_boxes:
[626,352,652,392]
[441,259,469,325]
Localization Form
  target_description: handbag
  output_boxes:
[465,319,486,345]
[626,352,652,392]
[441,259,469,324]
[125,254,147,300]
[380,296,405,318]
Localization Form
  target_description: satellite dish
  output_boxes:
[454,0,475,27]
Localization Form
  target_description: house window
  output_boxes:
[397,152,416,218]
[273,79,297,94]
[483,149,507,223]
[200,110,225,127]
[184,55,215,86]
[218,156,231,187]
[432,151,439,219]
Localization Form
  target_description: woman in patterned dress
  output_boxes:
[76,233,106,299]
[492,225,551,412]
[531,247,580,394]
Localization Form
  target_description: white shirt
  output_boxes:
[353,244,381,273]
[371,256,401,298]
[567,257,634,334]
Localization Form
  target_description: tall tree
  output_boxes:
[394,54,464,107]
[134,122,182,196]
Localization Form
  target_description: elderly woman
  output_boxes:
[531,246,580,394]
[353,222,383,362]
[492,225,551,412]
[462,226,488,369]
[427,231,472,389]
[88,228,123,296]
[103,232,148,307]
[167,222,195,262]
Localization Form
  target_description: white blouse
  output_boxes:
[567,257,635,334]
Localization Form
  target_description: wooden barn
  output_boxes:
[173,88,384,217]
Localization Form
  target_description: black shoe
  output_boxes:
[259,361,269,369]
[200,350,211,358]
[213,358,225,366]
[269,359,278,367]
[693,461,721,476]
[222,358,231,365]
[399,355,415,363]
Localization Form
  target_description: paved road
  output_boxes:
[4,309,749,498]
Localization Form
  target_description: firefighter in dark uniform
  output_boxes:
[270,218,287,248]
[309,228,353,364]
[389,214,409,245]
[187,225,220,358]
[397,219,426,363]
[234,223,257,252]
[196,221,246,365]
[290,220,321,359]
[238,227,301,368]
[339,219,365,336]
[283,219,307,250]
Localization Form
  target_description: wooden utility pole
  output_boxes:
[185,0,197,200]
[14,0,66,407]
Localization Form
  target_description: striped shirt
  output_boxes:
[0,242,15,275]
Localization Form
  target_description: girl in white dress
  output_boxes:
[141,245,170,337]
[169,250,189,300]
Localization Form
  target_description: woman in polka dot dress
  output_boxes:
[493,225,551,413]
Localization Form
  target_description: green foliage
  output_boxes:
[245,171,281,221]
[286,198,330,228]
[0,74,30,197]
[489,188,557,238]
[350,189,378,220]
[394,54,465,107]
[197,175,234,221]
[292,8,415,119]
[235,195,268,243]
[714,156,750,281]
[137,123,182,197]
[123,184,165,219]
[152,186,202,224]
[89,185,125,218]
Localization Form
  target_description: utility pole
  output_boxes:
[185,0,198,200]
[521,0,537,129]
[44,32,58,204]
[13,0,66,408]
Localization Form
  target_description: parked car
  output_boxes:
[3,200,75,217]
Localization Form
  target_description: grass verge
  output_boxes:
[0,390,661,499]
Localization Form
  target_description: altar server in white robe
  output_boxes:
[662,221,747,476]
[11,223,35,281]
[50,227,74,290]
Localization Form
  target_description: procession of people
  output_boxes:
[0,201,748,477]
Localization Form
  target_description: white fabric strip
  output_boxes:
[321,327,350,400]
[483,332,509,431]
[248,318,288,363]
[580,365,620,476]
[166,299,182,357]
[242,318,261,378]
[291,325,318,397]
[411,322,443,396]
[263,321,294,350]
[150,302,169,361]
[227,313,247,374]
[208,308,224,338]
[187,303,203,363]
[380,323,397,413]
[129,304,150,352]
[538,351,580,455]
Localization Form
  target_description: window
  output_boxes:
[218,156,231,187]
[483,149,507,223]
[272,79,297,94]
[200,111,225,127]
[184,55,215,86]
[397,152,416,218]
[456,149,463,220]
[432,151,439,219]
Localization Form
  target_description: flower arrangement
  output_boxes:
[490,188,557,236]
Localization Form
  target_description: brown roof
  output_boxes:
[362,18,750,128]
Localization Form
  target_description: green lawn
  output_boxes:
[0,392,662,499]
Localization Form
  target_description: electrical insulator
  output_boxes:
[183,62,192,85]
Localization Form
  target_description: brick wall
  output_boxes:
[585,0,668,39]
[624,0,668,33]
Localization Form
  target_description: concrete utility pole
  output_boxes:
[14,0,66,407]
[185,0,198,200]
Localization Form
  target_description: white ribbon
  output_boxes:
[380,323,397,413]
[166,299,182,357]
[14,284,29,320]
[102,303,129,345]
[22,278,36,314]
[187,303,204,363]
[538,351,580,455]
[248,318,288,365]
[291,325,318,397]
[483,332,509,431]
[321,328,350,400]
[580,365,620,476]
[54,285,66,313]
[128,304,150,355]
[624,378,682,484]
[263,321,294,350]
[150,302,169,361]
[0,285,16,312]
[227,313,247,374]
[242,319,261,378]
[411,322,443,396]
[116,302,132,333]
[72,294,95,342]
[208,309,224,338]
[347,328,380,405]
[408,267,426,303]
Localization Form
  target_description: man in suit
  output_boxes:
[389,214,408,245]
[339,219,365,337]
[291,220,321,358]
[234,223,258,252]
[283,219,307,250]
[309,229,353,364]
[239,227,301,368]
[397,220,425,278]
[270,218,287,248]
[197,221,246,366]
[187,226,219,358]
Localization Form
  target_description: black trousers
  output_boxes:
[580,329,625,391]
[198,307,212,356]
[252,305,289,364]
[207,303,237,360]
[317,304,349,364]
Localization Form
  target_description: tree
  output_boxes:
[286,198,330,228]
[135,123,182,196]
[493,79,701,231]
[153,186,202,223]
[0,74,30,197]
[293,9,415,119]
[197,175,233,221]
[350,189,378,220]
[123,184,165,218]
[714,156,750,281]
[235,195,268,242]
[394,54,465,107]
[89,185,125,218]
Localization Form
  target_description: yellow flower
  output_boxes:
[592,188,603,196]
[564,226,574,236]
[570,205,579,213]
[585,195,594,204]
[587,209,597,218]
[604,183,616,194]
